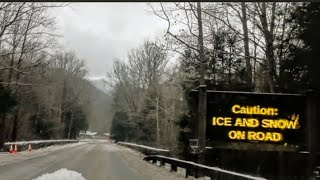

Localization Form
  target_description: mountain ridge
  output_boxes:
[86,78,113,132]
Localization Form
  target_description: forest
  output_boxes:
[108,2,320,178]
[0,3,111,148]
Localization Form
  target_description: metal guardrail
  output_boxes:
[117,142,170,156]
[144,155,267,180]
[3,139,78,152]
[118,142,266,180]
[4,139,78,146]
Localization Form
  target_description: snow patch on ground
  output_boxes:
[79,131,97,136]
[33,168,86,180]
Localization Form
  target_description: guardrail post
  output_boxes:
[194,166,199,178]
[277,151,285,179]
[195,166,206,179]
[171,164,177,172]
[185,168,189,178]
[152,158,157,164]
[210,171,218,180]
[160,159,165,167]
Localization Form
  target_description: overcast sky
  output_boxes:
[52,3,167,80]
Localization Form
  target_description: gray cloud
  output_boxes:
[52,3,167,78]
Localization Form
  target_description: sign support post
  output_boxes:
[306,90,318,178]
[278,151,285,179]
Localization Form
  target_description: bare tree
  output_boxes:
[0,3,64,87]
[107,39,170,145]
[0,3,66,141]
[150,2,298,92]
[49,51,87,128]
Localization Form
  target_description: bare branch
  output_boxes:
[0,67,45,75]
[0,81,42,86]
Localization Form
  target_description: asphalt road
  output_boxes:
[0,140,189,180]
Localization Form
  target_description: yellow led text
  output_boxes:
[262,116,300,130]
[211,105,300,143]
[231,104,279,116]
[212,117,232,126]
[247,131,283,142]
[228,130,283,142]
[234,118,259,128]
[228,130,246,140]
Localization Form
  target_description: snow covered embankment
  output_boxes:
[3,139,79,152]
[4,139,78,146]
[117,142,170,153]
[0,142,87,166]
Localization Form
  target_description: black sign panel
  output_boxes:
[193,90,307,146]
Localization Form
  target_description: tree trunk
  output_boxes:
[68,111,73,139]
[60,79,67,125]
[0,114,6,148]
[228,46,232,85]
[171,100,175,139]
[258,2,277,93]
[156,96,160,145]
[241,2,252,89]
[12,106,19,141]
[8,24,18,83]
[197,1,207,165]
[253,11,258,88]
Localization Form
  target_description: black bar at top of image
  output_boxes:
[8,1,319,3]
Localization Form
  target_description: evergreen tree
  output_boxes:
[280,2,320,93]
[110,111,134,142]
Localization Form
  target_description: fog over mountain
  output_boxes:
[88,77,111,94]
[86,78,113,132]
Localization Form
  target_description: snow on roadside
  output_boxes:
[117,142,170,152]
[4,139,78,146]
[154,155,266,180]
[79,131,97,136]
[33,168,86,180]
[118,146,192,180]
[78,139,92,142]
[118,144,266,180]
[0,141,88,166]
[25,142,87,154]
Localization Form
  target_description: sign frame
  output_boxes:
[191,90,308,152]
